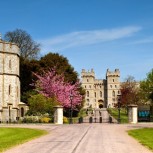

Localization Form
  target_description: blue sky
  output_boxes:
[1,0,153,81]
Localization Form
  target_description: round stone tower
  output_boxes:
[0,39,20,122]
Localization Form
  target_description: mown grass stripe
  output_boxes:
[0,127,47,152]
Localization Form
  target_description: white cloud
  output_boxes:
[39,26,142,52]
[131,37,153,44]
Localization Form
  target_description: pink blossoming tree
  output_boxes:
[34,69,83,108]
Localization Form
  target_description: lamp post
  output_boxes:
[117,94,121,124]
[69,91,73,124]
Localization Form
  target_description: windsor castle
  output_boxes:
[81,69,121,109]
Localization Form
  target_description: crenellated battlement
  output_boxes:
[81,69,95,78]
[106,68,120,77]
[0,40,19,56]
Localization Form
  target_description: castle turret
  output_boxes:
[81,69,96,108]
[0,39,20,122]
[81,69,95,83]
[106,69,120,107]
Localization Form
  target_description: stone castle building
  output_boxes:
[81,69,120,108]
[0,39,27,122]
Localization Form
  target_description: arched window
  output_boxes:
[87,91,89,97]
[100,91,102,97]
[112,90,115,97]
[118,90,120,94]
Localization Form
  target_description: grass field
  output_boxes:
[0,127,47,152]
[107,108,128,123]
[128,128,153,150]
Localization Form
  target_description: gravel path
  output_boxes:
[1,123,153,153]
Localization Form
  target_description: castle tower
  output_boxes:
[81,69,107,108]
[81,69,96,108]
[106,69,120,107]
[0,39,20,122]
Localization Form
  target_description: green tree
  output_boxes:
[39,53,78,83]
[140,69,153,104]
[121,76,139,108]
[20,58,40,102]
[27,94,59,116]
[4,29,40,60]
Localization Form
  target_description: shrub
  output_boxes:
[21,116,40,123]
[40,117,51,123]
[63,116,69,124]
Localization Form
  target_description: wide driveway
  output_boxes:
[2,123,153,153]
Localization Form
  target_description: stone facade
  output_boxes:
[0,40,27,122]
[81,69,120,108]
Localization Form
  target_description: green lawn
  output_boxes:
[128,128,153,150]
[0,127,47,152]
[107,108,128,123]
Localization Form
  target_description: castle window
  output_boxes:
[115,85,117,88]
[9,85,11,95]
[112,90,115,97]
[113,79,114,82]
[21,107,24,117]
[89,85,91,88]
[9,60,11,69]
[87,91,89,97]
[110,85,112,88]
[87,99,90,106]
[100,91,102,97]
[87,79,89,82]
[95,92,96,97]
[85,85,86,88]
[16,86,18,97]
[86,99,89,106]
[118,90,120,94]
[86,103,89,106]
[9,106,11,117]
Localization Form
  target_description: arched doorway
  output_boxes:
[98,100,104,108]
[21,107,24,117]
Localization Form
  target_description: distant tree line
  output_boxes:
[120,72,153,111]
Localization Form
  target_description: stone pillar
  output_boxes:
[54,105,63,124]
[128,105,138,124]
